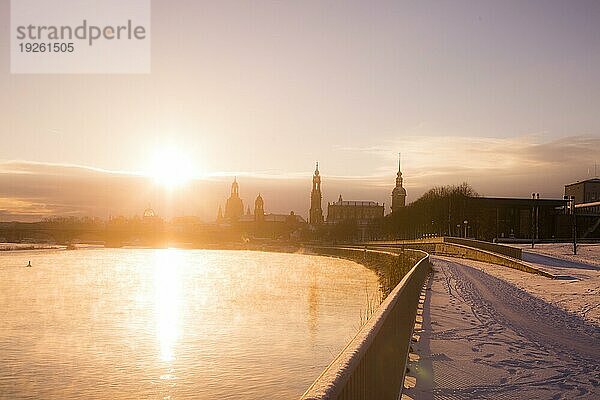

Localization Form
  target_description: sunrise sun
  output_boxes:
[148,147,194,189]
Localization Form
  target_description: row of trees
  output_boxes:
[383,183,478,239]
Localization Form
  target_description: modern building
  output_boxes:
[464,197,566,241]
[391,153,407,213]
[565,178,600,204]
[309,162,324,225]
[224,178,244,222]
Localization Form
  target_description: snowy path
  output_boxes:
[405,257,600,399]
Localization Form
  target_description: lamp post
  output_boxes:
[531,193,539,249]
[495,207,499,243]
[564,195,577,255]
[535,193,539,242]
[463,220,468,238]
[571,196,577,255]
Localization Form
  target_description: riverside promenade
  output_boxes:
[403,255,600,399]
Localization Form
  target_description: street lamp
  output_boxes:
[531,193,539,249]
[571,195,577,255]
[463,220,468,238]
[564,195,577,255]
[536,193,540,243]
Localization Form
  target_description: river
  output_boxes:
[0,248,381,399]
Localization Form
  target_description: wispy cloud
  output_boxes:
[0,134,597,221]
[333,134,599,197]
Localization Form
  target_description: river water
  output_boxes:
[0,248,381,399]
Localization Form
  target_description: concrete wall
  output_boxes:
[301,247,431,400]
[371,242,554,279]
[368,237,522,260]
[444,237,522,259]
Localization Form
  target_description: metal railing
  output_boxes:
[300,248,431,400]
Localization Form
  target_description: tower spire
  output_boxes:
[396,153,403,186]
[398,152,401,173]
[391,152,407,213]
[309,162,324,224]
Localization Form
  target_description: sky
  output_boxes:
[1,0,599,221]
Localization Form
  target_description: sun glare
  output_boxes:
[148,147,194,189]
[154,248,183,363]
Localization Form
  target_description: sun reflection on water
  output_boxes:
[153,248,183,363]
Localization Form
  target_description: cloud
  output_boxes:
[0,197,54,218]
[335,134,598,197]
[0,160,394,221]
[0,134,597,221]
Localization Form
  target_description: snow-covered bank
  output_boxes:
[515,243,600,268]
[438,252,600,326]
[406,258,600,399]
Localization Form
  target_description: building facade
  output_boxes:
[565,178,600,204]
[326,195,384,241]
[464,197,566,241]
[309,162,324,224]
[327,195,385,222]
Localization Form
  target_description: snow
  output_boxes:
[0,243,63,251]
[438,258,600,327]
[447,245,600,326]
[514,243,600,268]
[405,256,600,399]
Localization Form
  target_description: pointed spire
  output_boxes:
[395,152,404,187]
[398,152,401,173]
[391,152,407,212]
[315,161,319,175]
[397,153,403,176]
[231,176,239,195]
